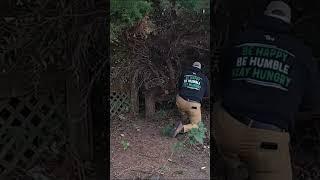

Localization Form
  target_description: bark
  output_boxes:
[145,88,157,118]
[165,56,176,89]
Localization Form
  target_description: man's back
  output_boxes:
[222,15,319,129]
[172,62,209,137]
[216,2,320,179]
[178,66,209,103]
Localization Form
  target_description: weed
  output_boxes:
[121,140,130,150]
[161,124,174,136]
[158,121,208,178]
[156,109,167,119]
[172,141,184,152]
[187,121,207,145]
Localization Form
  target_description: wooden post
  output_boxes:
[145,88,157,118]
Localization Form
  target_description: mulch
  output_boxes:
[110,110,210,179]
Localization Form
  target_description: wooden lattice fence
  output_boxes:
[110,92,130,117]
[0,70,94,178]
[0,93,66,178]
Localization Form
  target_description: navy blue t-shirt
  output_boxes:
[222,15,320,130]
[178,67,209,103]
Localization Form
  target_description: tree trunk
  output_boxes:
[165,57,176,89]
[145,88,157,119]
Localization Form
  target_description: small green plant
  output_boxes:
[187,121,207,145]
[159,122,207,175]
[162,124,174,136]
[156,109,167,119]
[172,141,184,152]
[121,140,130,150]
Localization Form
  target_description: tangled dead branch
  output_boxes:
[111,6,210,106]
[1,0,107,178]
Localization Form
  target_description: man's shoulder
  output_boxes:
[283,35,313,61]
[236,29,311,53]
[282,34,311,50]
[199,72,208,82]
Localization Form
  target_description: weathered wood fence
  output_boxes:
[110,91,131,117]
[0,71,92,177]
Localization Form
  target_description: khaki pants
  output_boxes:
[213,102,292,180]
[176,95,201,132]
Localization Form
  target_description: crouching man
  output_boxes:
[172,61,209,137]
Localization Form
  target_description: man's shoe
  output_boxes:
[171,121,184,138]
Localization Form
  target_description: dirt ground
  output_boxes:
[110,109,210,180]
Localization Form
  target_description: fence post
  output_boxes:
[145,88,157,118]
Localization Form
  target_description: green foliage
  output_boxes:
[158,0,210,14]
[162,124,174,136]
[121,140,130,150]
[162,121,207,144]
[110,0,152,42]
[172,141,184,152]
[156,109,167,119]
[159,0,172,11]
[110,0,152,25]
[176,0,210,14]
[188,121,207,144]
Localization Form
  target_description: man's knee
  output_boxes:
[190,114,201,123]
